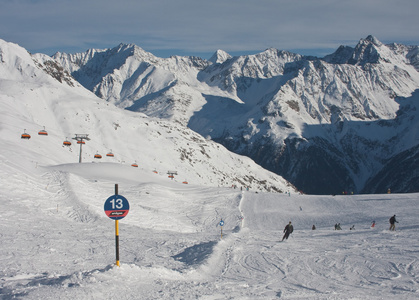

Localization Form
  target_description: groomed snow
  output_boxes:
[1,161,419,299]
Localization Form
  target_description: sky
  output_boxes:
[1,0,419,59]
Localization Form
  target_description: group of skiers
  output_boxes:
[333,223,355,230]
[282,214,399,241]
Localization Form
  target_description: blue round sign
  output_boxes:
[220,220,224,226]
[104,194,130,220]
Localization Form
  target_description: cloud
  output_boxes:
[1,0,418,57]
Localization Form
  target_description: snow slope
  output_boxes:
[2,156,419,299]
[1,39,419,299]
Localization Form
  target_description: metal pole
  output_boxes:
[115,184,120,267]
[115,220,120,267]
[79,141,83,163]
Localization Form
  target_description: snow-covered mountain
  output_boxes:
[0,39,294,193]
[2,38,419,299]
[53,36,419,194]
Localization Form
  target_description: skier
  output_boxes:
[389,215,398,231]
[350,225,355,230]
[282,221,294,241]
[371,220,376,228]
[335,223,342,230]
[312,224,316,230]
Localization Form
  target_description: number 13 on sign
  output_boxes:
[110,198,124,209]
[104,195,130,220]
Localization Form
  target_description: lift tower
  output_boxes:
[72,134,90,163]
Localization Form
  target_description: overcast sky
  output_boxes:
[1,0,418,59]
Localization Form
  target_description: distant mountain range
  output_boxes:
[51,36,419,194]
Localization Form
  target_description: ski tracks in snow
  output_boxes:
[197,191,419,299]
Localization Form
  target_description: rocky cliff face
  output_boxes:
[53,36,419,194]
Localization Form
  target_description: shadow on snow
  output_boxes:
[172,241,218,266]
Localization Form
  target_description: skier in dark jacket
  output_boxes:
[389,215,398,231]
[282,221,294,241]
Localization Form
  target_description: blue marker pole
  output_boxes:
[220,219,224,239]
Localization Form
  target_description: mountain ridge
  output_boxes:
[47,36,419,194]
[0,38,294,194]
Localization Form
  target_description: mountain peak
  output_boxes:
[348,35,384,65]
[322,45,354,64]
[324,36,386,65]
[209,49,232,64]
[363,35,382,46]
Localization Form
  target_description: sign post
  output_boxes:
[220,219,224,239]
[104,184,130,267]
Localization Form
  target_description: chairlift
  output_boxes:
[106,150,114,157]
[131,162,138,167]
[63,138,72,146]
[38,126,48,136]
[77,140,85,144]
[21,129,31,139]
[182,181,188,184]
[94,153,102,159]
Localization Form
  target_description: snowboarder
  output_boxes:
[389,215,398,231]
[282,221,294,241]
